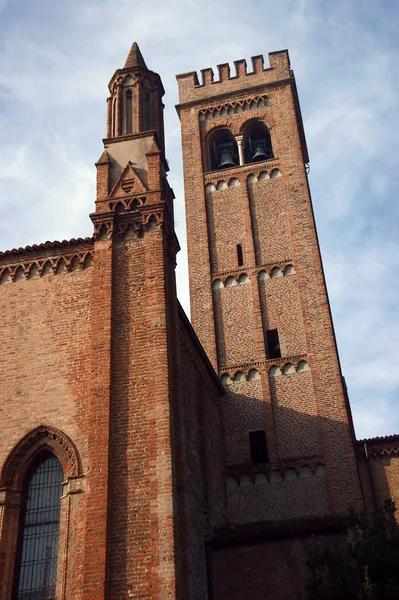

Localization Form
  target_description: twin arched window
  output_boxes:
[14,452,63,599]
[208,120,273,171]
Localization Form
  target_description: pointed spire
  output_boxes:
[124,42,147,70]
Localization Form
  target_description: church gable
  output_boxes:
[108,161,148,199]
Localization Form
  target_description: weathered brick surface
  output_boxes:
[356,439,399,515]
[249,177,293,265]
[213,283,258,366]
[210,531,345,600]
[221,378,266,466]
[228,476,330,523]
[272,370,321,460]
[176,319,225,600]
[0,253,94,599]
[206,185,252,273]
[259,274,307,357]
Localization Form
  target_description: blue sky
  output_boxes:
[0,0,398,439]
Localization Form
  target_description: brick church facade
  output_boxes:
[0,43,398,600]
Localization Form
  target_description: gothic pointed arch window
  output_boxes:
[14,451,63,599]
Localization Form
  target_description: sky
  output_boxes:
[0,0,398,440]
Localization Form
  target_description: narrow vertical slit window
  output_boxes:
[142,91,154,131]
[249,430,268,463]
[125,90,133,134]
[14,452,63,600]
[112,97,117,137]
[266,329,281,359]
[237,244,243,267]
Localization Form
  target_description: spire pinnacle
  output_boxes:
[124,42,147,70]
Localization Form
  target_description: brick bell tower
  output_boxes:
[176,51,364,595]
[90,43,181,599]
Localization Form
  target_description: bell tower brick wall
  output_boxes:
[176,50,363,529]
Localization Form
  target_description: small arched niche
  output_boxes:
[255,473,268,485]
[242,119,273,164]
[247,173,258,184]
[270,267,283,279]
[14,266,25,282]
[258,270,269,281]
[300,466,313,479]
[240,475,253,487]
[229,177,240,188]
[220,373,232,387]
[268,365,282,377]
[42,261,53,277]
[233,371,246,383]
[270,469,283,483]
[238,273,249,284]
[284,264,296,276]
[296,360,310,373]
[282,363,296,375]
[285,468,298,481]
[315,464,326,477]
[208,128,239,171]
[0,269,12,285]
[216,180,227,191]
[225,276,237,288]
[247,369,260,381]
[212,279,224,291]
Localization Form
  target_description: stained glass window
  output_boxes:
[14,452,63,600]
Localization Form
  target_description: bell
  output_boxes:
[218,150,237,169]
[251,145,269,162]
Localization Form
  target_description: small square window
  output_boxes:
[266,329,281,359]
[249,430,268,463]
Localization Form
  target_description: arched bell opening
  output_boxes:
[242,120,273,164]
[208,128,239,171]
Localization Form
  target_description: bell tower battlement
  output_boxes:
[176,50,292,105]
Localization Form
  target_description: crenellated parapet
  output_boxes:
[176,50,291,106]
